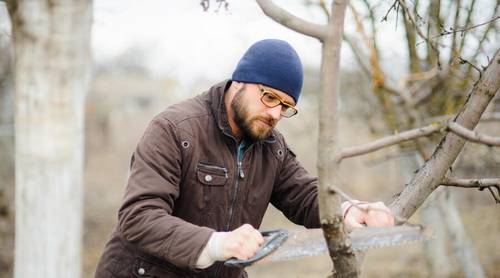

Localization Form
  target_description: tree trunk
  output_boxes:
[0,3,15,277]
[317,1,358,277]
[7,0,92,277]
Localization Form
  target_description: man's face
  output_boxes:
[231,83,295,141]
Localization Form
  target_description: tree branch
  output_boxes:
[442,177,500,188]
[340,122,443,160]
[447,121,500,146]
[442,177,500,203]
[338,113,499,161]
[256,0,327,40]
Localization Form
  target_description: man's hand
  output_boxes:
[197,223,265,269]
[221,224,264,260]
[342,201,395,228]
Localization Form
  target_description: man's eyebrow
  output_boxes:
[264,87,295,106]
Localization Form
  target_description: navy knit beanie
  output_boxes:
[232,39,303,103]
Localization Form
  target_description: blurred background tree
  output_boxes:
[0,3,14,277]
[5,0,92,277]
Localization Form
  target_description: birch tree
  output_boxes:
[6,0,93,277]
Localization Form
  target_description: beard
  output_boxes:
[231,88,276,141]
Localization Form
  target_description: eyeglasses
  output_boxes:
[258,85,298,118]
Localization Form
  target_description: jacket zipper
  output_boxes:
[225,161,244,231]
[214,142,246,277]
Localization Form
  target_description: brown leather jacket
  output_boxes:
[95,80,320,278]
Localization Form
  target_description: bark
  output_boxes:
[390,50,500,219]
[7,0,92,277]
[0,4,14,277]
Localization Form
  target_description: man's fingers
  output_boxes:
[366,208,394,227]
[343,201,395,228]
[224,224,263,260]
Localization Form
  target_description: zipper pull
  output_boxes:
[238,162,245,179]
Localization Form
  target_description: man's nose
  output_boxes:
[267,105,282,121]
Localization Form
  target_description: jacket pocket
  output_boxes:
[196,162,228,186]
[195,162,228,214]
[131,257,187,278]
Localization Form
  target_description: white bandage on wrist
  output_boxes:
[195,232,229,269]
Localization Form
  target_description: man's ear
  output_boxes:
[232,81,242,90]
[229,81,244,94]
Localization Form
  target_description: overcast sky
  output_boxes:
[91,0,497,86]
[92,1,323,82]
[91,0,411,84]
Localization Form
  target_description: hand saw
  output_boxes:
[224,225,432,267]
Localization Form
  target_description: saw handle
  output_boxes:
[224,229,288,267]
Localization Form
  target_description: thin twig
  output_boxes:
[459,57,482,78]
[381,0,398,22]
[431,16,500,40]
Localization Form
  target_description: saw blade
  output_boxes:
[257,225,432,264]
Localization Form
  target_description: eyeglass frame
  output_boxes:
[257,85,298,118]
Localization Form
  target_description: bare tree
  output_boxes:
[256,0,499,277]
[6,0,93,277]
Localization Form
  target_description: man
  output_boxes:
[95,39,394,278]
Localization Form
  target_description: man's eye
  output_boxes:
[265,94,278,102]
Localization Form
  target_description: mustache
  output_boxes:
[253,115,276,127]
